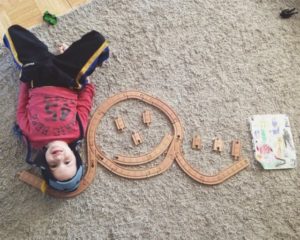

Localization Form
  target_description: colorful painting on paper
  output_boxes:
[249,114,296,169]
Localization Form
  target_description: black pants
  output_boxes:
[3,25,109,89]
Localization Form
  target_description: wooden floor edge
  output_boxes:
[0,0,92,39]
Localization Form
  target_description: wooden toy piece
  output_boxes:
[231,139,241,160]
[115,134,173,165]
[114,116,125,131]
[43,11,58,25]
[192,135,202,150]
[213,137,224,153]
[143,110,152,126]
[176,154,249,185]
[86,90,248,184]
[132,132,143,145]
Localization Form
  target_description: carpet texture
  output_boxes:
[0,0,300,239]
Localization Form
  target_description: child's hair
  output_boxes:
[34,142,84,192]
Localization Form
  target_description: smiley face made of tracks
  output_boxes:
[88,91,249,184]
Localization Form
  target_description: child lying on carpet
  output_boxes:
[3,24,109,192]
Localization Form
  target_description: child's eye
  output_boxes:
[65,161,70,165]
[50,164,58,168]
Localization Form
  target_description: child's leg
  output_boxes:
[3,25,109,89]
[3,25,49,68]
[3,25,56,85]
[80,46,109,84]
[3,25,77,88]
[54,30,109,88]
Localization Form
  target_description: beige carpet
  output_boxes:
[0,0,300,239]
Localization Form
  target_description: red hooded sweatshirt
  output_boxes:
[16,82,95,148]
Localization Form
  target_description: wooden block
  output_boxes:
[114,116,125,131]
[213,137,224,153]
[142,110,152,126]
[231,139,241,160]
[192,135,202,150]
[132,132,142,145]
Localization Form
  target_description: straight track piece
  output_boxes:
[213,137,224,153]
[17,170,45,190]
[192,135,202,150]
[132,132,143,145]
[143,110,152,126]
[231,139,241,160]
[115,116,125,131]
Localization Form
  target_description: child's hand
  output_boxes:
[57,43,69,54]
[86,76,91,84]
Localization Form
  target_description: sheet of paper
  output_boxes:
[249,114,297,169]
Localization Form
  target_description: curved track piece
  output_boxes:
[114,133,173,165]
[17,147,97,198]
[96,140,176,179]
[87,91,182,179]
[175,152,249,185]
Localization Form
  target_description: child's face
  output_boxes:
[45,140,77,181]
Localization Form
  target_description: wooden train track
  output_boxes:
[87,91,181,179]
[18,90,249,198]
[114,134,173,165]
[89,91,249,183]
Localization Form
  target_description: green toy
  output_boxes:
[43,11,58,25]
